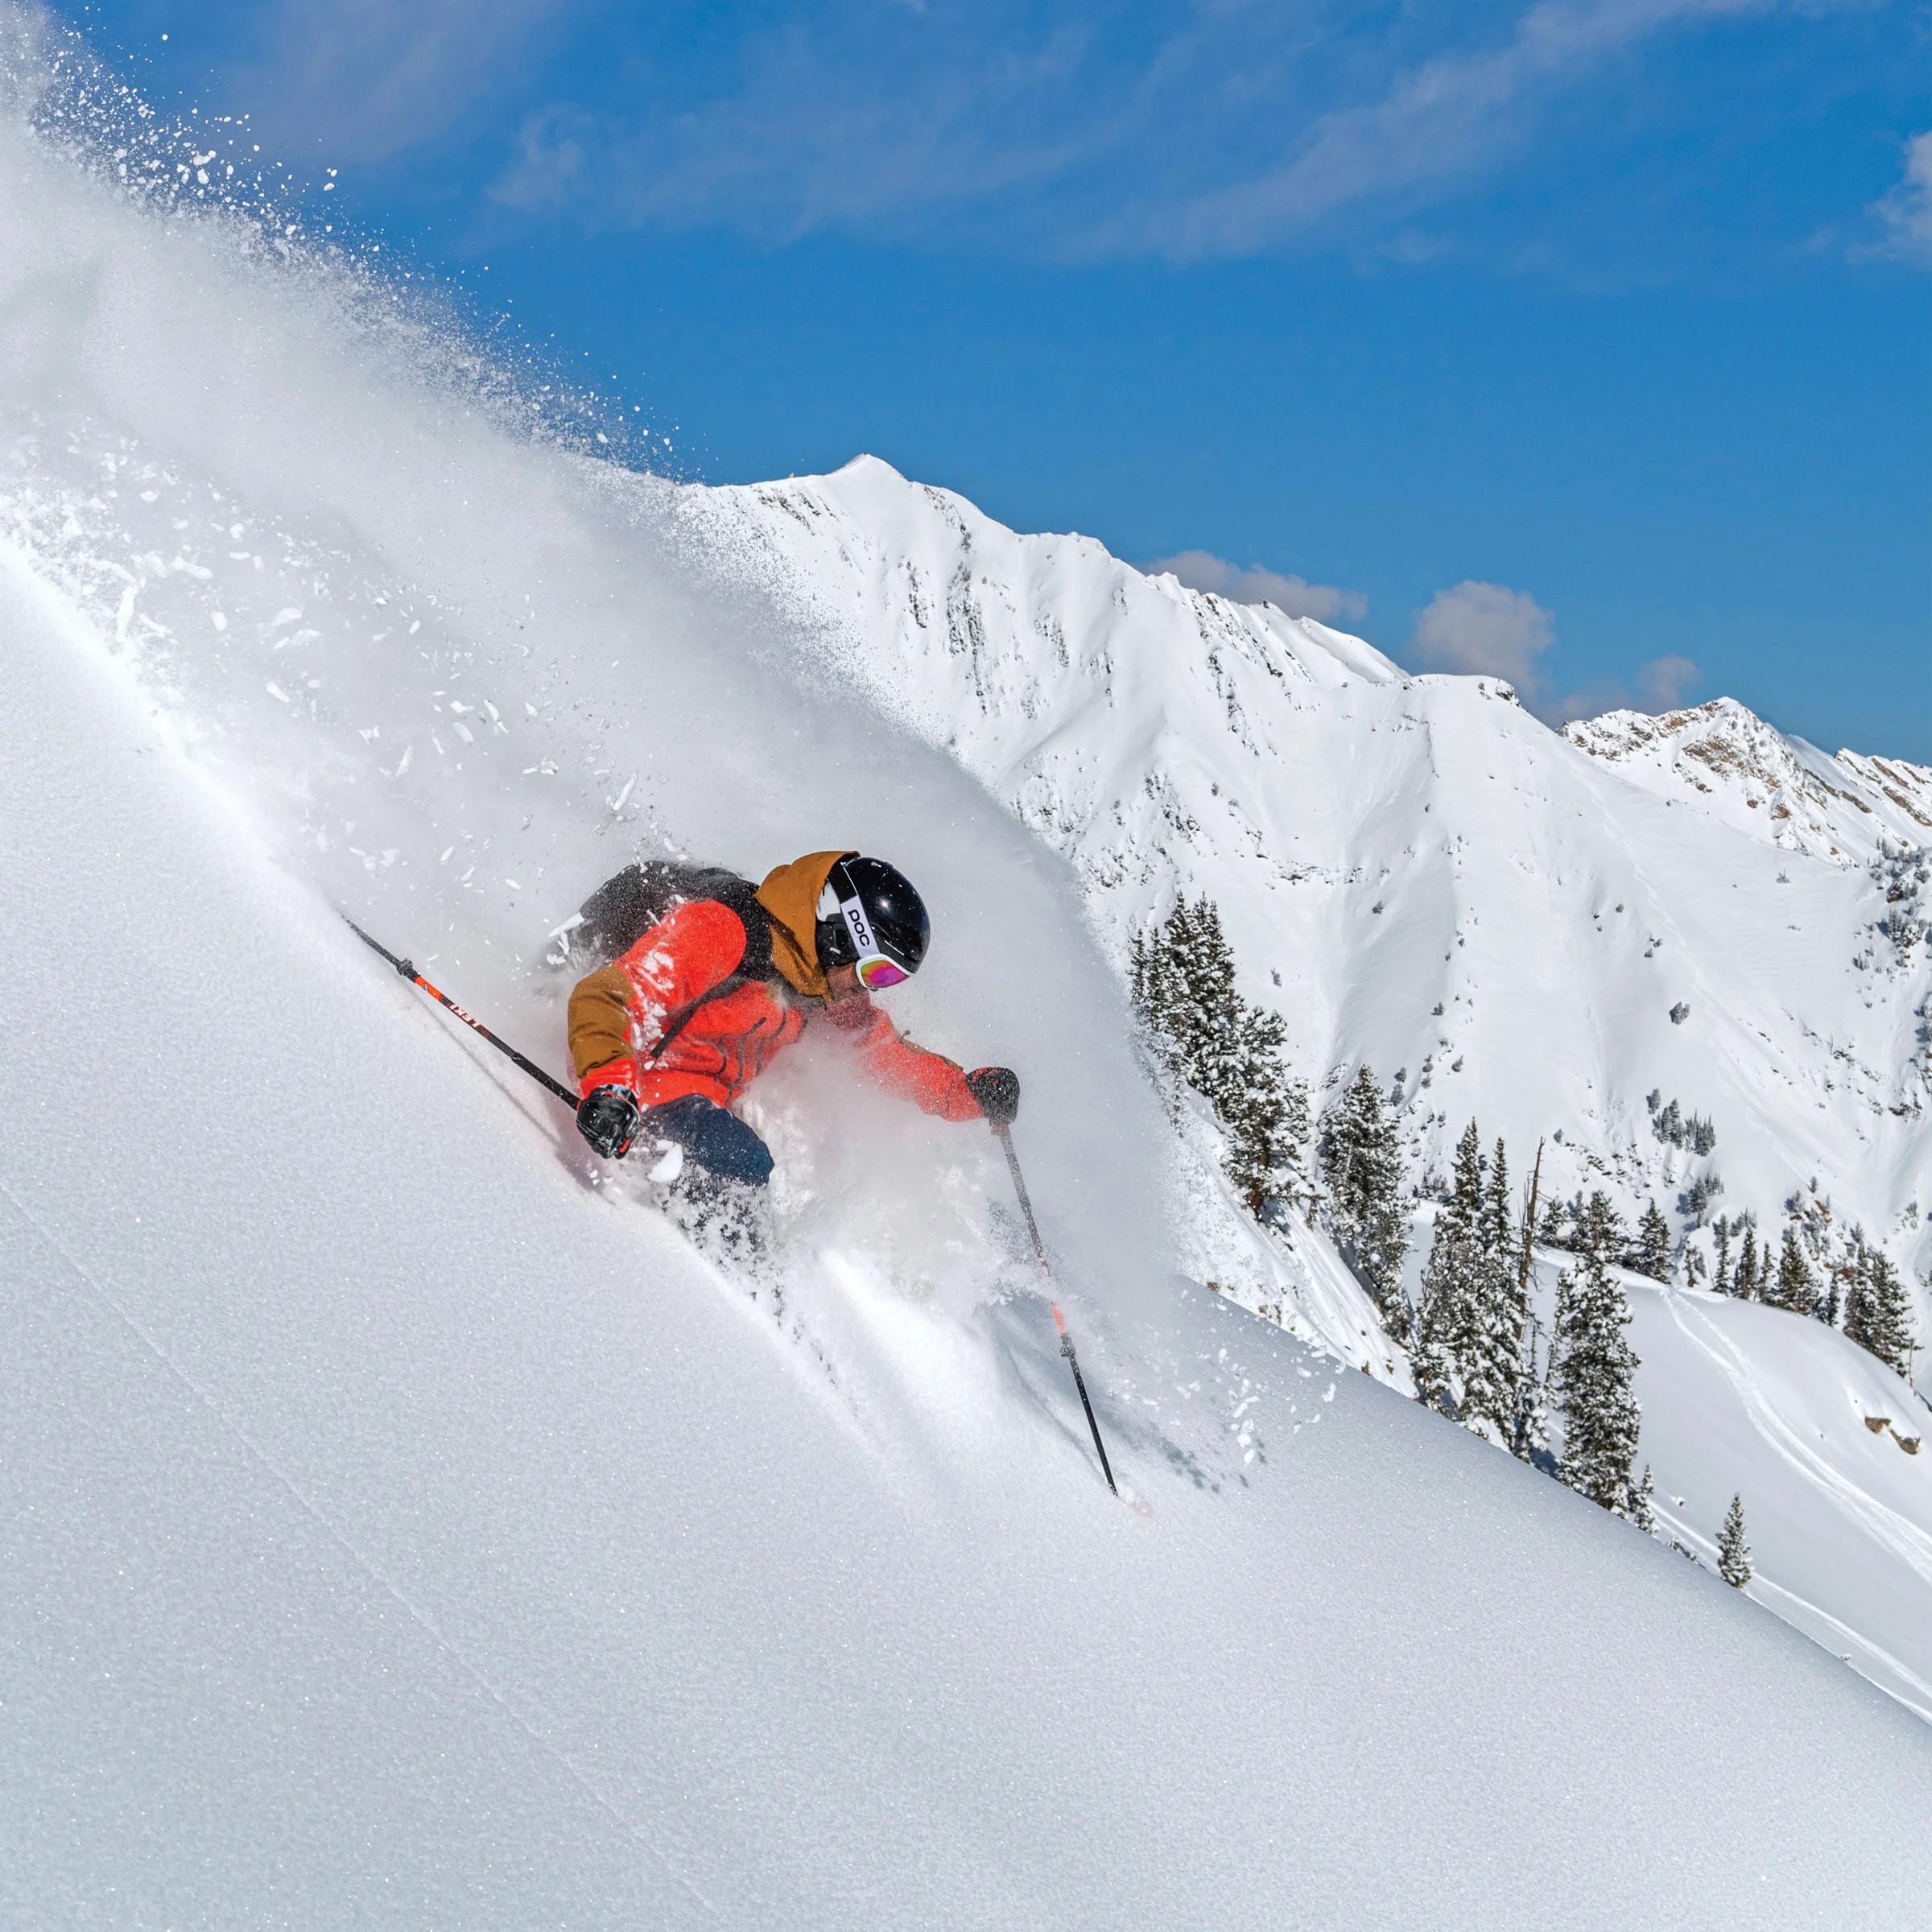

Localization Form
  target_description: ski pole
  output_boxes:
[993,1122,1118,1496]
[343,916,577,1110]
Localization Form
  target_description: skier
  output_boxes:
[568,850,1020,1194]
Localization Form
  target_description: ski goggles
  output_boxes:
[829,864,912,990]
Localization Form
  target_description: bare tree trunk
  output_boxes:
[1517,1138,1543,1313]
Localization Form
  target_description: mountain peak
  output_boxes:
[832,451,908,482]
[1566,697,1930,862]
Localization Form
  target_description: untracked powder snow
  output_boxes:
[3,8,1932,1926]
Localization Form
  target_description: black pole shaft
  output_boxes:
[343,917,578,1109]
[994,1124,1117,1496]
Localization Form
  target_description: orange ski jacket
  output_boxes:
[567,853,983,1123]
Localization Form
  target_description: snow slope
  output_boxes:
[687,456,1932,1717]
[692,458,1932,1309]
[6,16,1932,1919]
[1556,1260,1932,1720]
[10,328,1932,1932]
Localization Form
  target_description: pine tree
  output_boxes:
[1844,1243,1916,1379]
[1512,1319,1552,1468]
[1717,1494,1752,1588]
[1537,1193,1572,1251]
[1734,1223,1758,1302]
[1320,1065,1412,1344]
[1816,1275,1841,1328]
[1132,898,1307,1220]
[1223,1004,1307,1215]
[1462,1137,1526,1441]
[1414,1122,1484,1415]
[1633,1199,1672,1283]
[1131,898,1236,1096]
[1551,1192,1644,1519]
[1631,1463,1656,1536]
[1771,1226,1816,1315]
[1711,1215,1732,1296]
[1508,1141,1548,1465]
[1479,1137,1512,1261]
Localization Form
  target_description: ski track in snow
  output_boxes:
[1654,1493,1932,1720]
[1664,1289,1932,1590]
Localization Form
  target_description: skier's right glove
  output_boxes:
[965,1066,1021,1127]
[576,1083,642,1160]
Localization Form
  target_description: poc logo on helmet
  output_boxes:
[841,894,877,957]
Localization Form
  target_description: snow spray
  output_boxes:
[994,1124,1118,1497]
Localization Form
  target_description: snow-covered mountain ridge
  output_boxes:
[688,457,1932,1323]
[8,23,1932,1909]
[1565,696,1932,864]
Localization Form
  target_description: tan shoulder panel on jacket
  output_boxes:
[755,849,852,999]
[568,961,635,1084]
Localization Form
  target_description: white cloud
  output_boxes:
[1410,588,1702,724]
[1558,654,1703,723]
[1637,653,1702,711]
[1409,580,1555,689]
[1150,550,1367,623]
[1868,130,1932,266]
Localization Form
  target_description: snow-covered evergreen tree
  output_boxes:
[1711,1215,1733,1296]
[1717,1495,1752,1588]
[1463,1137,1526,1441]
[1631,1463,1656,1536]
[1537,1193,1574,1251]
[1414,1121,1484,1416]
[1771,1226,1817,1315]
[1319,1065,1412,1344]
[1131,897,1307,1219]
[1222,1003,1307,1215]
[1633,1200,1672,1283]
[1551,1192,1644,1520]
[1512,1319,1552,1468]
[1734,1222,1759,1302]
[1844,1241,1916,1380]
[1130,897,1233,1096]
[1815,1274,1841,1328]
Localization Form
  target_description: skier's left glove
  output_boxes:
[965,1066,1021,1126]
[577,1083,642,1160]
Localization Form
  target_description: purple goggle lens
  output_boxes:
[837,884,910,991]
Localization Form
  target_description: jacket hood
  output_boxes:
[755,849,854,998]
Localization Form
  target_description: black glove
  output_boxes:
[576,1084,642,1160]
[965,1066,1020,1127]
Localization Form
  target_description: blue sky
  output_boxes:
[67,0,1931,758]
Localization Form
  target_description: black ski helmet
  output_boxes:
[815,854,931,983]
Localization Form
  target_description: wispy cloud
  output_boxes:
[492,14,1102,237]
[471,0,1846,260]
[237,0,578,163]
[1864,129,1932,266]
[222,0,1893,275]
[1128,0,1766,257]
[1149,549,1367,623]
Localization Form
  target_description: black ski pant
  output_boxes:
[640,1094,774,1188]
